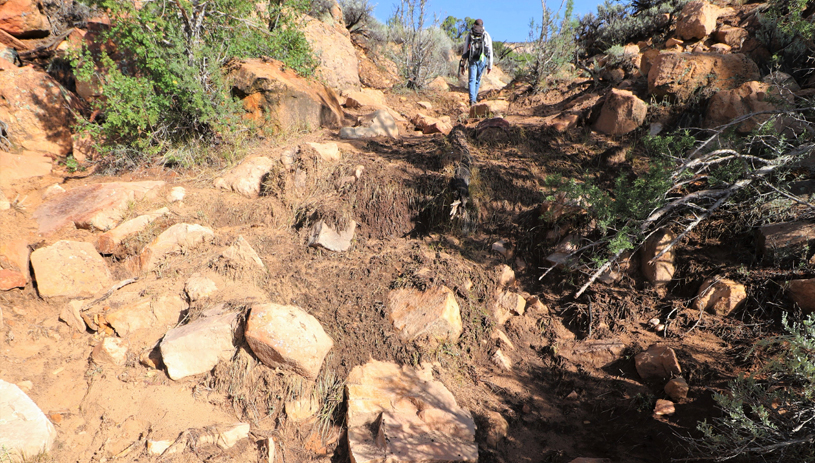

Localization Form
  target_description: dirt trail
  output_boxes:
[0,83,768,463]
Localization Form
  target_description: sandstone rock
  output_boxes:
[0,151,52,188]
[694,277,747,316]
[30,241,112,299]
[676,1,720,40]
[344,88,386,108]
[642,229,675,286]
[167,186,186,202]
[714,25,748,48]
[140,223,215,271]
[665,37,684,48]
[411,112,453,135]
[476,117,512,143]
[764,71,800,93]
[33,181,166,235]
[340,109,398,139]
[417,101,432,110]
[231,59,344,132]
[788,278,815,313]
[0,268,25,290]
[594,89,647,135]
[346,360,478,463]
[648,53,760,102]
[709,43,731,54]
[493,291,526,326]
[705,81,790,133]
[0,0,51,38]
[654,399,675,416]
[213,156,274,198]
[160,309,240,380]
[756,221,815,263]
[0,65,77,159]
[245,303,334,380]
[388,286,463,345]
[545,112,580,132]
[470,100,509,118]
[428,76,450,91]
[304,142,340,162]
[0,239,28,282]
[197,422,251,450]
[96,207,170,255]
[91,337,128,366]
[665,377,689,400]
[0,380,57,460]
[308,219,356,252]
[105,294,187,336]
[491,328,515,350]
[302,15,360,92]
[559,340,626,368]
[222,235,265,269]
[635,345,682,380]
[58,300,85,332]
[496,264,515,287]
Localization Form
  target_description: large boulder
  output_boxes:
[675,1,722,40]
[594,89,647,135]
[648,53,760,102]
[160,307,241,380]
[230,59,344,132]
[139,223,215,271]
[30,240,112,299]
[756,221,815,263]
[714,25,749,48]
[245,303,334,380]
[388,286,463,345]
[0,65,77,158]
[302,15,360,92]
[0,0,51,38]
[33,181,166,235]
[705,81,791,132]
[346,360,478,463]
[0,380,57,459]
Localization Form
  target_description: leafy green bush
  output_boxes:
[577,0,688,55]
[75,0,316,158]
[440,15,474,42]
[757,0,815,72]
[688,313,815,462]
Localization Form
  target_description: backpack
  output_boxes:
[468,25,485,64]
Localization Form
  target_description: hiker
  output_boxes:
[460,19,493,106]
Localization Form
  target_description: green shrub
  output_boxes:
[577,0,688,55]
[75,0,316,158]
[689,313,815,462]
[528,0,579,91]
[388,0,454,89]
[756,0,815,72]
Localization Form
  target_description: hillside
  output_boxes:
[2,0,815,463]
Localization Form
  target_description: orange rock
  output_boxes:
[714,25,748,48]
[705,81,790,133]
[0,269,25,290]
[675,1,721,40]
[0,0,51,38]
[230,59,344,132]
[302,15,360,92]
[788,278,815,313]
[648,53,760,102]
[0,65,77,157]
[635,344,682,380]
[29,241,112,299]
[693,277,747,316]
[642,229,675,287]
[594,89,647,136]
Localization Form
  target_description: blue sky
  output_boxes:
[372,0,603,43]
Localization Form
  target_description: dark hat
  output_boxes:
[474,19,483,26]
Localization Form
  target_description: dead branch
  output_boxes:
[80,277,139,312]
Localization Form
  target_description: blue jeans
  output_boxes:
[468,59,487,105]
